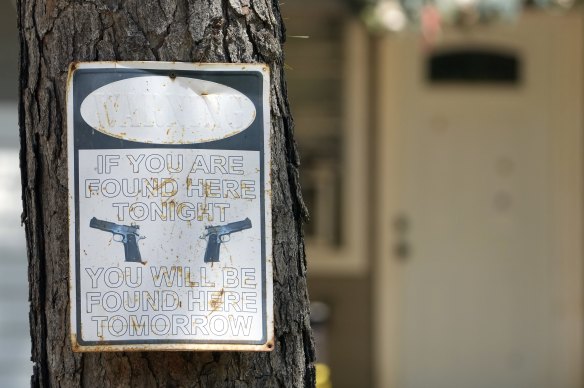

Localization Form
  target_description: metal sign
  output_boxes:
[67,62,273,352]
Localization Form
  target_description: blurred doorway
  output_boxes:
[375,12,583,388]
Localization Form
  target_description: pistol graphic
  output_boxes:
[89,217,145,263]
[201,218,252,263]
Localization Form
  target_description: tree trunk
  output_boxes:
[18,1,315,386]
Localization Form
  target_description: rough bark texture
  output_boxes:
[18,1,314,386]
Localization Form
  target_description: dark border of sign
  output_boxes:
[71,65,268,347]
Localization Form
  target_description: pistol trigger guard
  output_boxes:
[221,235,230,243]
[113,234,124,243]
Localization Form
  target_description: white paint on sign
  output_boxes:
[79,149,262,341]
[80,76,257,144]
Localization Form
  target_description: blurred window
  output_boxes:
[428,48,520,84]
[285,1,348,248]
[284,1,369,275]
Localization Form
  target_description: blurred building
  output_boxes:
[285,1,584,387]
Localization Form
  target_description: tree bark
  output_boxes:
[18,1,314,386]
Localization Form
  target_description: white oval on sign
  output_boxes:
[80,76,257,144]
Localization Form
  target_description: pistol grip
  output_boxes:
[204,235,221,263]
[124,234,143,263]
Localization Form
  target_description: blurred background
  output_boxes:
[2,1,584,387]
[285,1,584,387]
[0,2,31,388]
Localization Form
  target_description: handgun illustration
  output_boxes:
[201,218,252,263]
[89,217,145,263]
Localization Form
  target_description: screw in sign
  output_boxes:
[67,62,273,351]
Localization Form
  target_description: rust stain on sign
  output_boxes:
[208,288,225,314]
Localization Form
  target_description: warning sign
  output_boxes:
[67,62,273,351]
